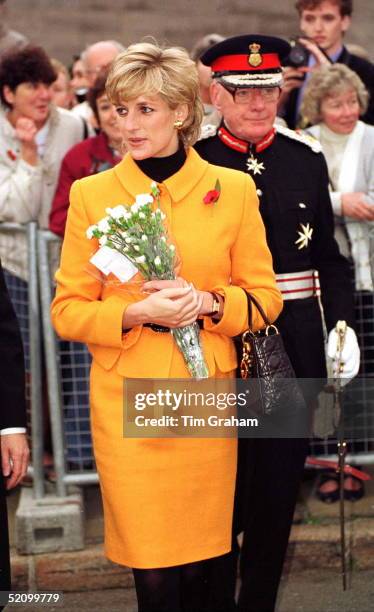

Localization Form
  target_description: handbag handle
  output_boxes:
[245,292,272,330]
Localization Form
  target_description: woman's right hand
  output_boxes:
[144,286,203,327]
[341,192,374,220]
[16,117,38,166]
[122,286,203,330]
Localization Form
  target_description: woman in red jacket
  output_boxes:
[49,72,122,237]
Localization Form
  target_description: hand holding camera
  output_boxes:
[279,36,332,107]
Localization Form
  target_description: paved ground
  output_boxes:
[6,468,374,610]
[5,569,374,612]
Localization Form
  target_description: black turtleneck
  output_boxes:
[134,145,187,183]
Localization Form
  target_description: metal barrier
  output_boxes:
[0,222,44,498]
[38,230,97,497]
[1,223,373,501]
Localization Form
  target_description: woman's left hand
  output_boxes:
[143,278,216,316]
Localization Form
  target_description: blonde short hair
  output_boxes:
[106,42,203,147]
[300,63,369,125]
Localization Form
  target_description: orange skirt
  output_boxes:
[89,350,237,569]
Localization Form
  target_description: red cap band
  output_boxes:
[211,53,281,73]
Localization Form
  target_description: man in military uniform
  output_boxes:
[195,35,359,611]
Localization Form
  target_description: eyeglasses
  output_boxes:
[219,82,280,104]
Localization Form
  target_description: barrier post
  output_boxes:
[37,230,67,497]
[27,222,45,499]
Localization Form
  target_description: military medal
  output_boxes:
[246,154,265,175]
[295,223,313,249]
[217,126,275,177]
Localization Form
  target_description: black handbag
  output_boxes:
[236,292,305,416]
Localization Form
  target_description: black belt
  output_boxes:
[143,320,204,333]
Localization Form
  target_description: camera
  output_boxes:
[284,36,333,69]
[285,38,310,68]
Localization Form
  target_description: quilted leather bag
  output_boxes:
[237,292,305,416]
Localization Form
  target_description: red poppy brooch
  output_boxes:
[203,179,221,205]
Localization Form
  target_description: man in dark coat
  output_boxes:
[195,34,359,612]
[0,258,29,600]
[280,0,374,128]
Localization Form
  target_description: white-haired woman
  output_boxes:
[51,42,282,611]
[301,63,374,503]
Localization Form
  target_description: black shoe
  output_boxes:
[316,471,340,503]
[344,475,365,502]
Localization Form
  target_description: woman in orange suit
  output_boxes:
[51,42,282,612]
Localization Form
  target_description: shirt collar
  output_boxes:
[308,45,343,66]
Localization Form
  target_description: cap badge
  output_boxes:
[248,43,263,67]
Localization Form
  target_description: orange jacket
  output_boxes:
[51,148,282,377]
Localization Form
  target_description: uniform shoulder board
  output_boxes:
[198,123,218,141]
[275,124,322,153]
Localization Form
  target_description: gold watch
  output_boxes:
[210,293,221,316]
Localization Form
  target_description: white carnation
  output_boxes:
[135,193,153,207]
[130,202,141,213]
[154,209,166,220]
[86,225,97,239]
[135,255,146,264]
[110,205,127,220]
[97,218,110,233]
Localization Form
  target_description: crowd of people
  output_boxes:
[0,0,373,611]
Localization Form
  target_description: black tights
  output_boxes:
[133,553,236,612]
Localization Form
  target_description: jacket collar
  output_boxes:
[218,122,276,154]
[337,45,348,63]
[113,147,210,202]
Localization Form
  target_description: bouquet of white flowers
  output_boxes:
[87,182,209,379]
